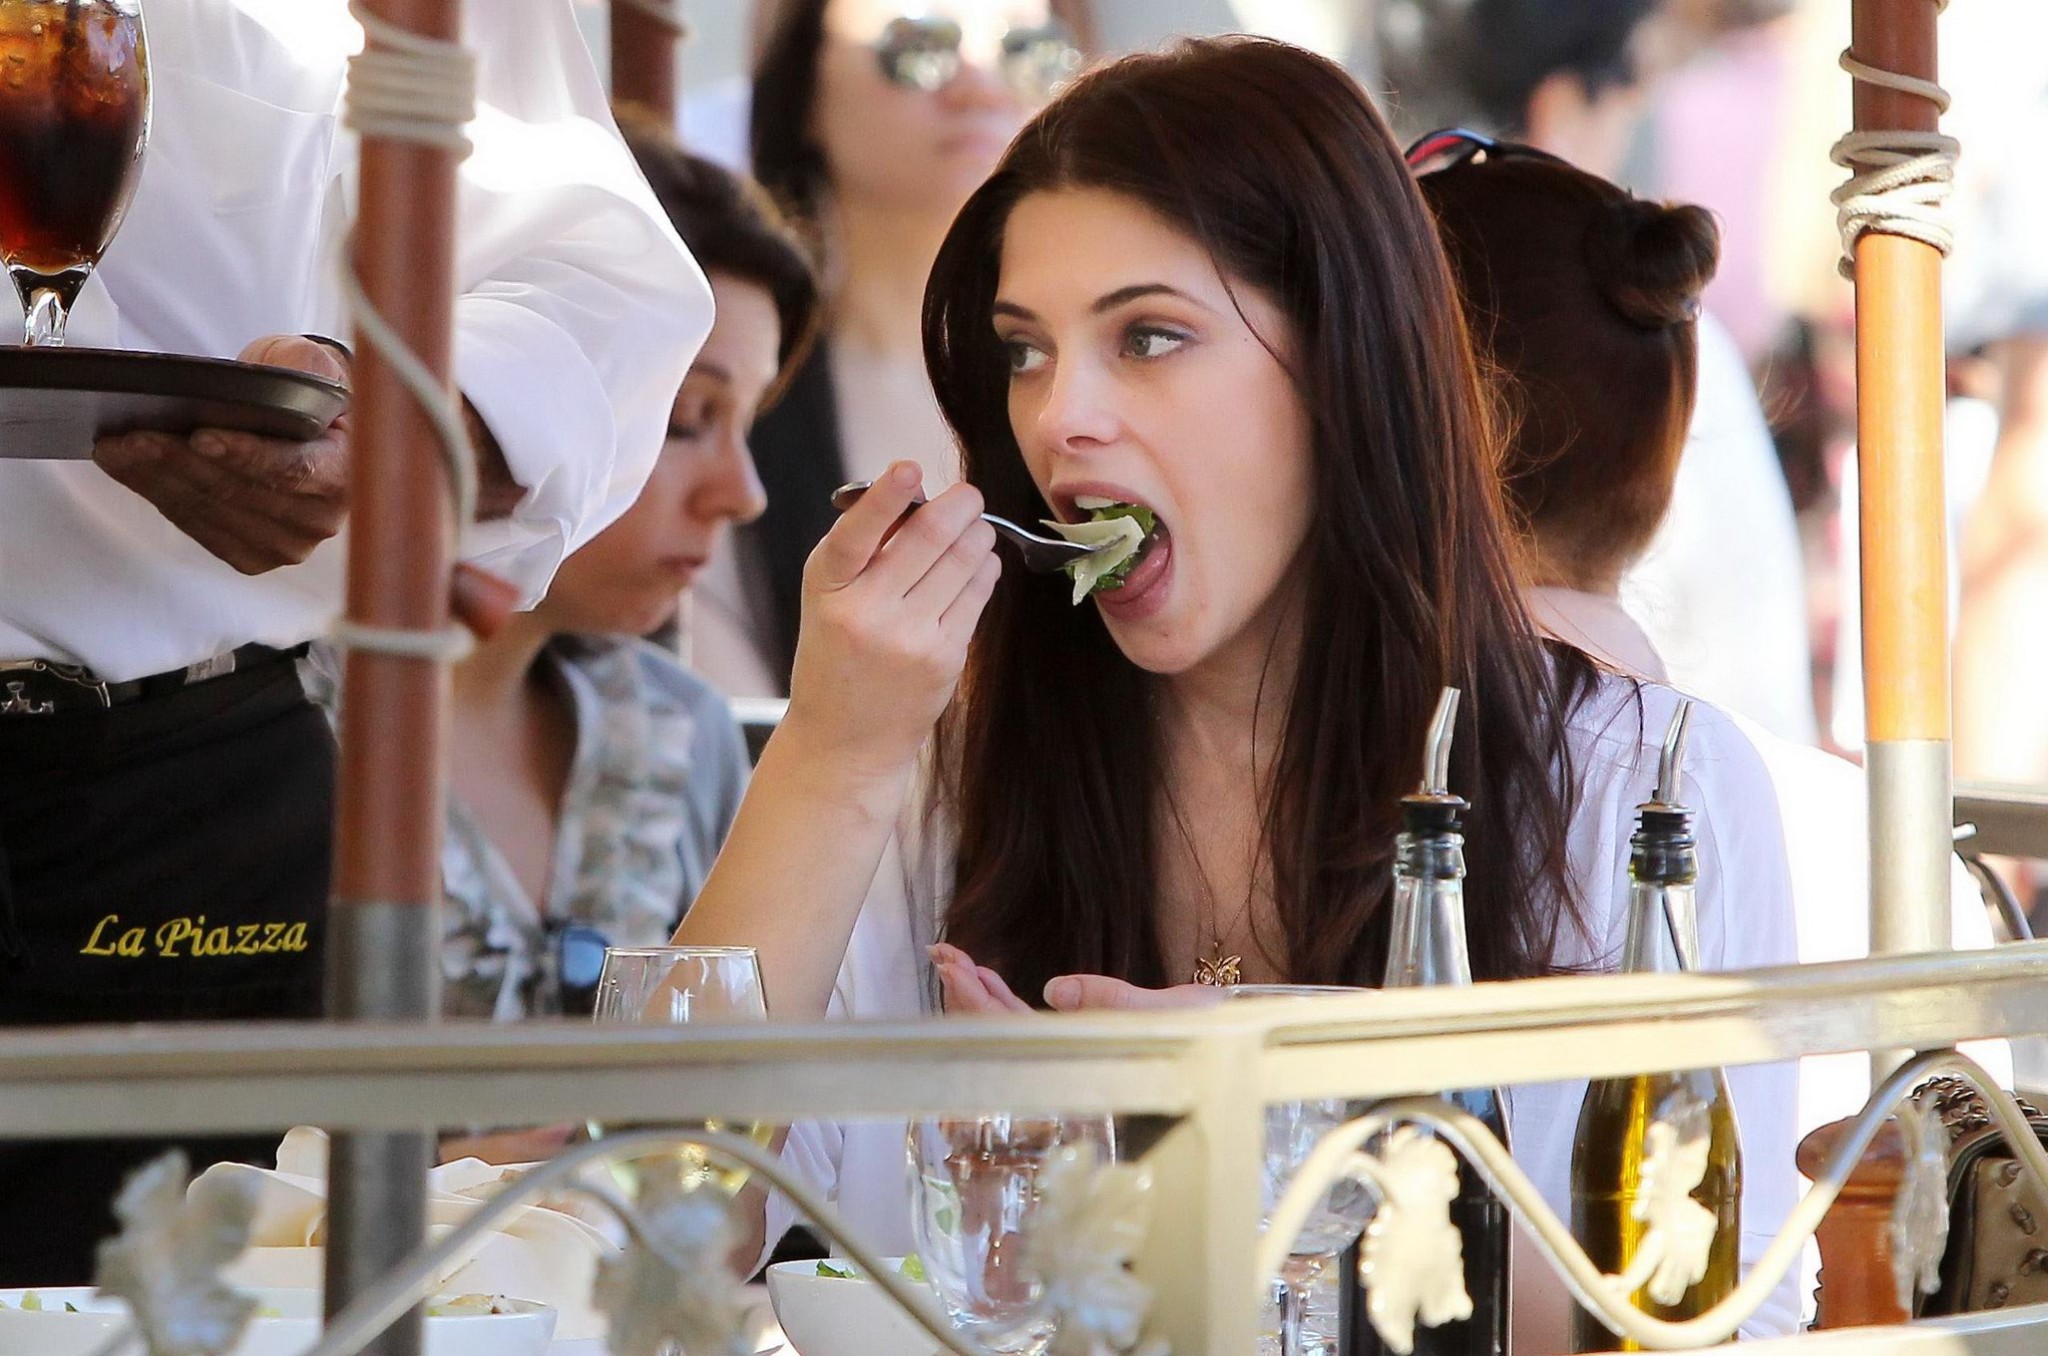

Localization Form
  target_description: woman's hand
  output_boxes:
[1043,974,1223,1012]
[932,944,1226,1015]
[931,942,1034,1013]
[783,461,1000,780]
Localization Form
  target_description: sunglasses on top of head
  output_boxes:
[1403,127,1575,177]
[871,14,1083,104]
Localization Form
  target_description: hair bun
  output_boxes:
[1582,197,1720,330]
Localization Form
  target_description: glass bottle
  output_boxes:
[1568,702,1742,1352]
[1343,689,1511,1356]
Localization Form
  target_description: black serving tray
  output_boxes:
[0,346,350,459]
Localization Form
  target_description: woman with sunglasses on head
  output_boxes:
[688,0,1091,698]
[676,38,1799,1346]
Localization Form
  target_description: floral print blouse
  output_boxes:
[306,637,750,1018]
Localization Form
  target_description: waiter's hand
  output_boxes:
[94,335,525,575]
[93,334,351,575]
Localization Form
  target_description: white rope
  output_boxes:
[328,2,480,662]
[612,0,690,39]
[327,617,474,663]
[342,2,476,155]
[1829,4,1960,279]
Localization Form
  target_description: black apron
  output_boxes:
[0,657,331,1283]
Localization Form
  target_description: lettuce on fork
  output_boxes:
[1046,499,1158,605]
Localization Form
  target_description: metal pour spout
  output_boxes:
[1422,686,1461,796]
[1654,699,1696,808]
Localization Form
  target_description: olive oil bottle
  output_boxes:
[1343,688,1510,1356]
[1569,701,1742,1352]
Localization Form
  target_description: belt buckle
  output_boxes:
[0,660,111,714]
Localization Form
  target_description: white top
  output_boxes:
[1621,313,1817,746]
[0,0,711,682]
[768,675,1805,1348]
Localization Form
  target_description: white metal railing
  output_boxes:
[8,939,2048,1353]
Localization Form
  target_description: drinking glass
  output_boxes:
[1227,984,1378,1356]
[589,945,770,1195]
[0,0,149,345]
[907,1112,1115,1356]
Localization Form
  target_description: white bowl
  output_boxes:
[0,1286,555,1356]
[765,1259,942,1356]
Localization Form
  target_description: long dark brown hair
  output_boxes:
[922,37,1597,1000]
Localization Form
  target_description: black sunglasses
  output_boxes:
[872,15,1082,104]
[1404,127,1574,177]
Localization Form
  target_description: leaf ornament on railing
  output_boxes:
[91,1151,261,1356]
[590,1169,752,1356]
[1024,1143,1168,1356]
[1628,1088,1718,1307]
[1356,1126,1472,1355]
[1890,1096,1952,1310]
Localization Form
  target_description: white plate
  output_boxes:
[0,1286,555,1356]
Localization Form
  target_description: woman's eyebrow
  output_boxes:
[994,284,1217,324]
[1089,282,1212,315]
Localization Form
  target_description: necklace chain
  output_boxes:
[1162,783,1261,986]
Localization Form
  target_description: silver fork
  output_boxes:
[829,479,1094,573]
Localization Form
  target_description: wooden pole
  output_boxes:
[1854,0,1950,981]
[1803,1,1954,1322]
[610,0,683,121]
[326,0,463,1350]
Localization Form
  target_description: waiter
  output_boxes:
[0,0,711,1280]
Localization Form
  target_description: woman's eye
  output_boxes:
[1004,339,1049,375]
[1121,325,1187,360]
[667,418,708,441]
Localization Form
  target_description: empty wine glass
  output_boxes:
[0,0,149,345]
[589,945,770,1196]
[1228,984,1379,1356]
[907,1112,1115,1356]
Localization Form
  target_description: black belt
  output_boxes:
[0,642,305,716]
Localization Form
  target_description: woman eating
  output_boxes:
[676,38,1799,1348]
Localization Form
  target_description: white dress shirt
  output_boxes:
[769,675,1805,1350]
[0,0,711,682]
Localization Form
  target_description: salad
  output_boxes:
[424,1294,522,1317]
[1046,498,1159,605]
[815,1255,927,1283]
[0,1293,81,1312]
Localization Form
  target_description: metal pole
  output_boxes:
[610,0,683,121]
[325,0,463,1350]
[1851,0,1950,1075]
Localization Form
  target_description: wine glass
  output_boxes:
[1227,984,1378,1356]
[907,1112,1115,1356]
[0,0,149,346]
[589,945,770,1195]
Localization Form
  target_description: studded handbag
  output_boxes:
[1912,1074,2048,1316]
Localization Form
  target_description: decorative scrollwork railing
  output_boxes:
[82,1127,1164,1356]
[1261,1049,2048,1351]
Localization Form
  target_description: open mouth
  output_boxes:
[1044,495,1170,606]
